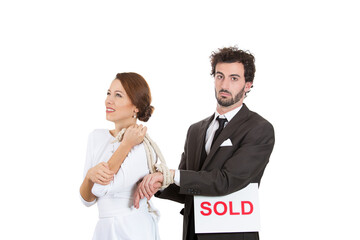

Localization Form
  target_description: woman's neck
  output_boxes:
[112,119,137,136]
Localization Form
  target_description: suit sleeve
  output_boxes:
[179,121,275,196]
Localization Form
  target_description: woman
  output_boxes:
[80,72,160,240]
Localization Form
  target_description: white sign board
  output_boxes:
[194,183,260,233]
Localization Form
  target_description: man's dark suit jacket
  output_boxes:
[157,104,275,240]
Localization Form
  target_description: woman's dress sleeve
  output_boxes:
[80,131,97,207]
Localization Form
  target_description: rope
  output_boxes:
[111,128,174,189]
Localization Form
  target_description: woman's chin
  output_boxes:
[105,116,115,122]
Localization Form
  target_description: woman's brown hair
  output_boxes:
[115,72,154,122]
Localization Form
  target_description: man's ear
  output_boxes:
[245,81,253,92]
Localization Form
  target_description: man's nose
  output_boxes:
[220,78,230,89]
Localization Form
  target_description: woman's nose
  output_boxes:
[105,95,113,104]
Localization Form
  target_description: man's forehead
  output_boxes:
[215,62,245,75]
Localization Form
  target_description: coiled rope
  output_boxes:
[112,128,174,189]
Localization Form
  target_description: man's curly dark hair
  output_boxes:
[210,46,256,83]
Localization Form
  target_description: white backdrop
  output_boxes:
[1,1,359,239]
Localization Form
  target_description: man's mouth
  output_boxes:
[219,90,231,97]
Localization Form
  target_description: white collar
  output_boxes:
[214,105,243,122]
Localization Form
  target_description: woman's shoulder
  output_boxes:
[88,129,112,141]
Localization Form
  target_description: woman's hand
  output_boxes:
[122,124,147,147]
[86,162,114,185]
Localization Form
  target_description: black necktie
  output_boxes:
[211,116,228,148]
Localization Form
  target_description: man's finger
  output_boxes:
[150,181,161,195]
[154,181,162,189]
[141,181,151,200]
[143,177,152,199]
[134,191,140,209]
[138,185,145,199]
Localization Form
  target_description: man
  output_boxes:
[135,46,275,240]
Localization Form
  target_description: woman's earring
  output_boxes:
[133,112,137,118]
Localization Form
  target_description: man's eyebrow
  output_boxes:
[229,74,241,77]
[215,72,241,78]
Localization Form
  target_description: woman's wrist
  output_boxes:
[85,171,93,182]
[85,167,97,183]
[120,141,133,153]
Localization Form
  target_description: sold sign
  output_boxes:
[194,183,260,233]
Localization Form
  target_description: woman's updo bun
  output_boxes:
[115,72,154,122]
[137,105,154,122]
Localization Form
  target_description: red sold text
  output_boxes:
[200,201,254,216]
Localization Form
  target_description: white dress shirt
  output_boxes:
[174,105,243,185]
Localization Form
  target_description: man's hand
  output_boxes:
[134,172,163,208]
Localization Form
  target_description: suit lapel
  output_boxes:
[194,114,214,170]
[200,104,250,170]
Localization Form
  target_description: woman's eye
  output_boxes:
[107,92,110,95]
[116,93,122,97]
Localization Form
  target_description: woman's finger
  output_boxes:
[99,169,114,180]
[97,179,111,185]
[141,126,147,136]
[96,174,111,185]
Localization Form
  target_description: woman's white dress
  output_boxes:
[80,129,160,240]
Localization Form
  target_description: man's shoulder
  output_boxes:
[248,108,271,122]
[188,114,214,130]
[248,109,273,125]
[245,109,274,135]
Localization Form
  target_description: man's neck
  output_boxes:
[216,101,243,115]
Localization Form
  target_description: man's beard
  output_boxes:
[215,86,245,107]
